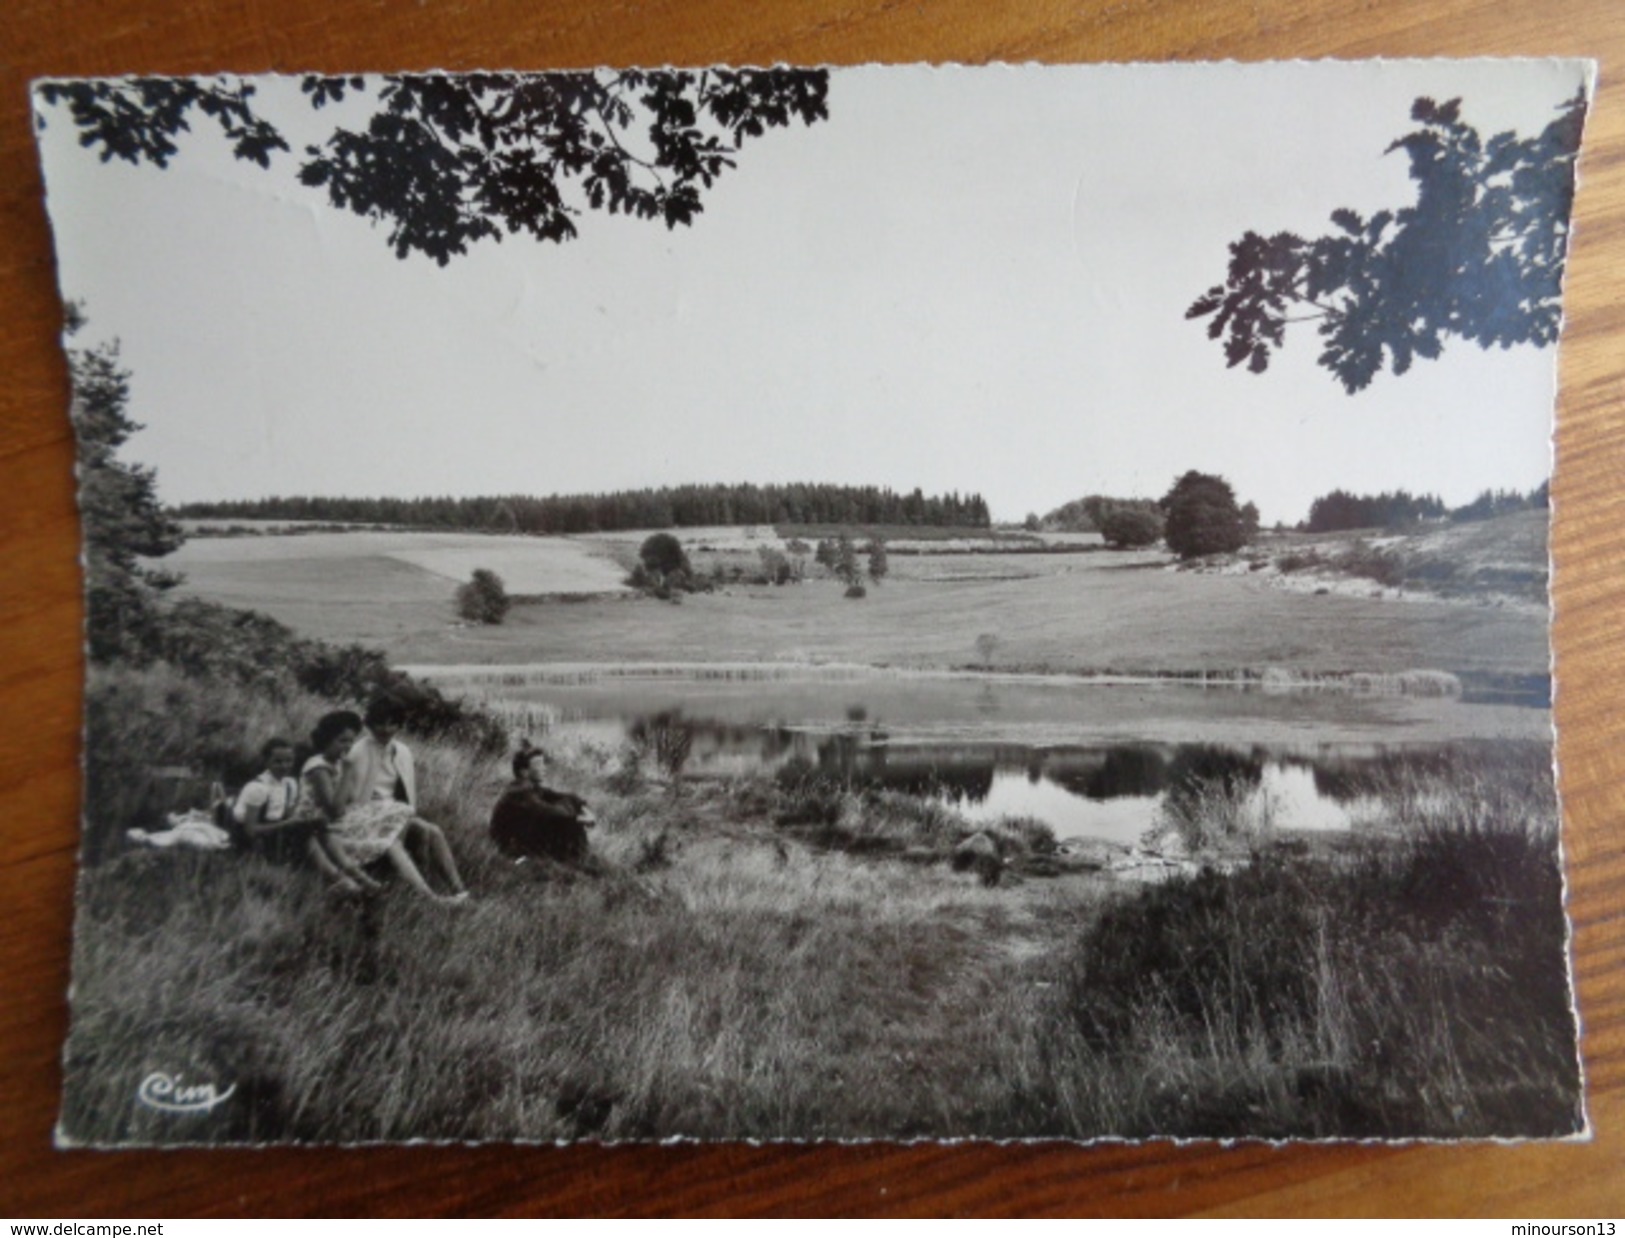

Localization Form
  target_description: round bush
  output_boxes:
[1099,506,1164,549]
[639,532,690,577]
[1161,471,1249,559]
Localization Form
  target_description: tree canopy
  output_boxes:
[37,69,830,265]
[1160,470,1249,559]
[1187,92,1587,393]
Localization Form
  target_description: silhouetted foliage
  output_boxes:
[65,307,186,663]
[1304,488,1448,532]
[1041,494,1160,534]
[638,532,690,578]
[865,538,889,584]
[628,710,696,787]
[832,534,861,590]
[455,568,511,624]
[1188,92,1588,392]
[1450,483,1548,523]
[1240,502,1261,541]
[1160,471,1250,559]
[38,70,830,265]
[1098,505,1165,549]
[756,546,795,585]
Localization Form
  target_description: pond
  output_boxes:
[453,670,1549,846]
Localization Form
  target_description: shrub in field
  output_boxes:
[629,711,695,787]
[773,758,846,828]
[455,568,511,624]
[756,546,794,585]
[866,538,889,583]
[638,532,691,578]
[1098,505,1164,549]
[1334,543,1406,588]
[1275,549,1325,574]
[631,535,708,600]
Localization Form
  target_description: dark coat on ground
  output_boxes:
[490,778,591,863]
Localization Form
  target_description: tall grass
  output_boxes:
[1017,746,1580,1138]
[63,662,1579,1142]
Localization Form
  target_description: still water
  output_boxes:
[467,672,1541,846]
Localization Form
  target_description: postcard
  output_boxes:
[35,59,1592,1144]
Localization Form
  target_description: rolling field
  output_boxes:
[166,530,630,646]
[161,526,1549,679]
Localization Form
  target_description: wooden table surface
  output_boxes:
[3,0,1623,1218]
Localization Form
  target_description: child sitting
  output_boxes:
[233,735,378,894]
[230,738,304,854]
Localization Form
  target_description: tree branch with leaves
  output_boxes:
[1187,92,1587,393]
[37,68,830,266]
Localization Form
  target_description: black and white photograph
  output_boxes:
[34,59,1593,1144]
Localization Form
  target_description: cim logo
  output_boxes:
[136,1071,236,1115]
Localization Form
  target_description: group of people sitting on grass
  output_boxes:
[229,694,597,902]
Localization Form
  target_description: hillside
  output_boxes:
[1216,511,1548,610]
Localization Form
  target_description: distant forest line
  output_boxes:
[173,483,993,535]
[1040,483,1550,537]
[174,478,1548,541]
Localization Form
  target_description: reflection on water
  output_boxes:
[538,711,1442,846]
[767,731,1392,845]
[480,674,1542,846]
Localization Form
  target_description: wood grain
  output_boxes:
[3,0,1622,1217]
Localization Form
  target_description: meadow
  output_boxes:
[64,663,1581,1142]
[165,523,1549,680]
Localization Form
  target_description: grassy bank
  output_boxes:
[62,665,1579,1143]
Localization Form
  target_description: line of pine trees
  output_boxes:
[1302,489,1447,533]
[1301,483,1547,533]
[174,482,991,535]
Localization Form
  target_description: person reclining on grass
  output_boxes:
[335,695,471,905]
[490,741,597,866]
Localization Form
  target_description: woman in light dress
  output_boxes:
[298,699,470,904]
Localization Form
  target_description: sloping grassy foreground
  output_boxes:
[61,666,1581,1142]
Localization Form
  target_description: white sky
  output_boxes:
[35,60,1592,525]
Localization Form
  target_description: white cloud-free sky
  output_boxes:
[35,60,1591,525]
